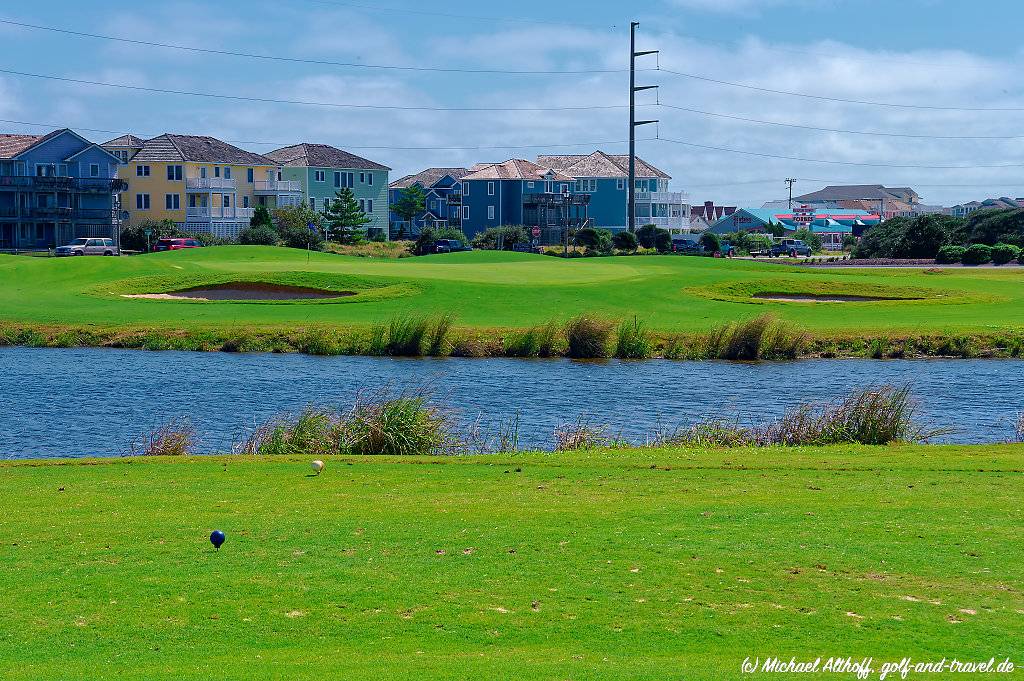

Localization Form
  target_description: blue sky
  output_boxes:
[1,0,1022,207]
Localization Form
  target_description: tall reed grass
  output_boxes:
[704,314,807,360]
[564,315,614,359]
[503,321,560,358]
[614,317,653,359]
[126,418,197,456]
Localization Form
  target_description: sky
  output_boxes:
[1,0,1022,208]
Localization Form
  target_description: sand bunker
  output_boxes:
[753,293,915,303]
[123,282,354,301]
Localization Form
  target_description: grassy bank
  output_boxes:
[1,446,1022,679]
[2,247,1024,359]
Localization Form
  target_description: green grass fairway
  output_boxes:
[1,447,1022,679]
[1,247,1023,337]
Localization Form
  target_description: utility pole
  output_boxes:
[628,21,658,232]
[785,178,796,209]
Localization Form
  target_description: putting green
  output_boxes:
[0,246,1022,334]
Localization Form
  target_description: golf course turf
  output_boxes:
[1,246,1023,357]
[1,446,1021,679]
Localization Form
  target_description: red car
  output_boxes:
[154,237,203,252]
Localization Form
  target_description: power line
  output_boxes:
[0,18,632,75]
[0,67,629,112]
[656,103,1024,140]
[0,117,643,151]
[656,136,1024,169]
[659,69,1024,112]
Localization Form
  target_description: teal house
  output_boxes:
[266,144,390,237]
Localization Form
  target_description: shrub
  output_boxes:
[470,225,529,251]
[962,243,993,265]
[635,224,662,249]
[239,225,279,245]
[415,225,470,255]
[705,314,806,360]
[192,231,235,246]
[990,242,1021,265]
[699,232,721,253]
[126,418,196,456]
[612,230,638,252]
[935,244,966,264]
[564,314,614,358]
[614,317,652,359]
[654,230,673,253]
[553,416,611,451]
[120,219,184,252]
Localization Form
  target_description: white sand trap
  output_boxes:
[121,282,354,301]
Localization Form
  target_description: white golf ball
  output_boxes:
[311,460,324,474]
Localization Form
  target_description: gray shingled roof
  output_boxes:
[795,185,909,202]
[130,134,275,165]
[0,129,66,159]
[102,134,146,148]
[265,143,390,171]
[537,151,670,179]
[389,167,470,189]
[461,159,574,182]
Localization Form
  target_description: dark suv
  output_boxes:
[770,239,812,257]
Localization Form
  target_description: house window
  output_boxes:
[462,206,469,220]
[315,170,326,182]
[200,167,207,179]
[247,168,254,183]
[310,198,316,210]
[487,182,495,196]
[224,167,232,179]
[367,199,372,212]
[166,165,183,181]
[616,179,624,191]
[359,199,366,212]
[544,181,553,193]
[136,193,150,210]
[136,165,150,177]
[224,194,231,208]
[463,183,470,196]
[243,196,249,208]
[165,194,180,210]
[359,172,365,183]
[334,171,341,188]
[214,167,221,178]
[89,163,100,178]
[368,174,373,186]
[526,181,534,189]
[487,206,495,220]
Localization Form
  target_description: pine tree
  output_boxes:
[322,188,371,244]
[391,185,427,236]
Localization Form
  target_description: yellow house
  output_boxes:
[103,134,303,238]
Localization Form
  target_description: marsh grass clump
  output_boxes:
[127,418,197,457]
[504,320,561,358]
[704,314,807,360]
[387,316,430,356]
[667,385,936,448]
[614,317,653,359]
[236,392,456,457]
[426,313,456,357]
[564,314,614,359]
[553,416,613,451]
[1014,413,1024,443]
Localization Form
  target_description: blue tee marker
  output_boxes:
[210,530,226,550]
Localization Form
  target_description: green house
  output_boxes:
[266,144,390,237]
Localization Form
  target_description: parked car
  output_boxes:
[671,238,704,254]
[154,237,203,252]
[433,239,471,254]
[55,237,119,257]
[769,239,812,258]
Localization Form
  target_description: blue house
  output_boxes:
[538,151,688,233]
[388,167,468,237]
[458,159,589,241]
[0,129,124,250]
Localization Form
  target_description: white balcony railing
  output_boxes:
[641,216,687,230]
[254,180,302,193]
[635,191,688,204]
[186,206,255,220]
[185,177,236,191]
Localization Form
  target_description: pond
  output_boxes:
[1,347,1021,458]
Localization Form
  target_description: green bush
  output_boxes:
[962,243,993,265]
[612,230,638,252]
[653,230,672,253]
[990,242,1021,265]
[699,232,721,253]
[614,317,652,359]
[192,231,235,246]
[935,245,966,264]
[238,225,279,245]
[470,225,529,251]
[120,219,184,252]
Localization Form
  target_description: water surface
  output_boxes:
[1,347,1020,458]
